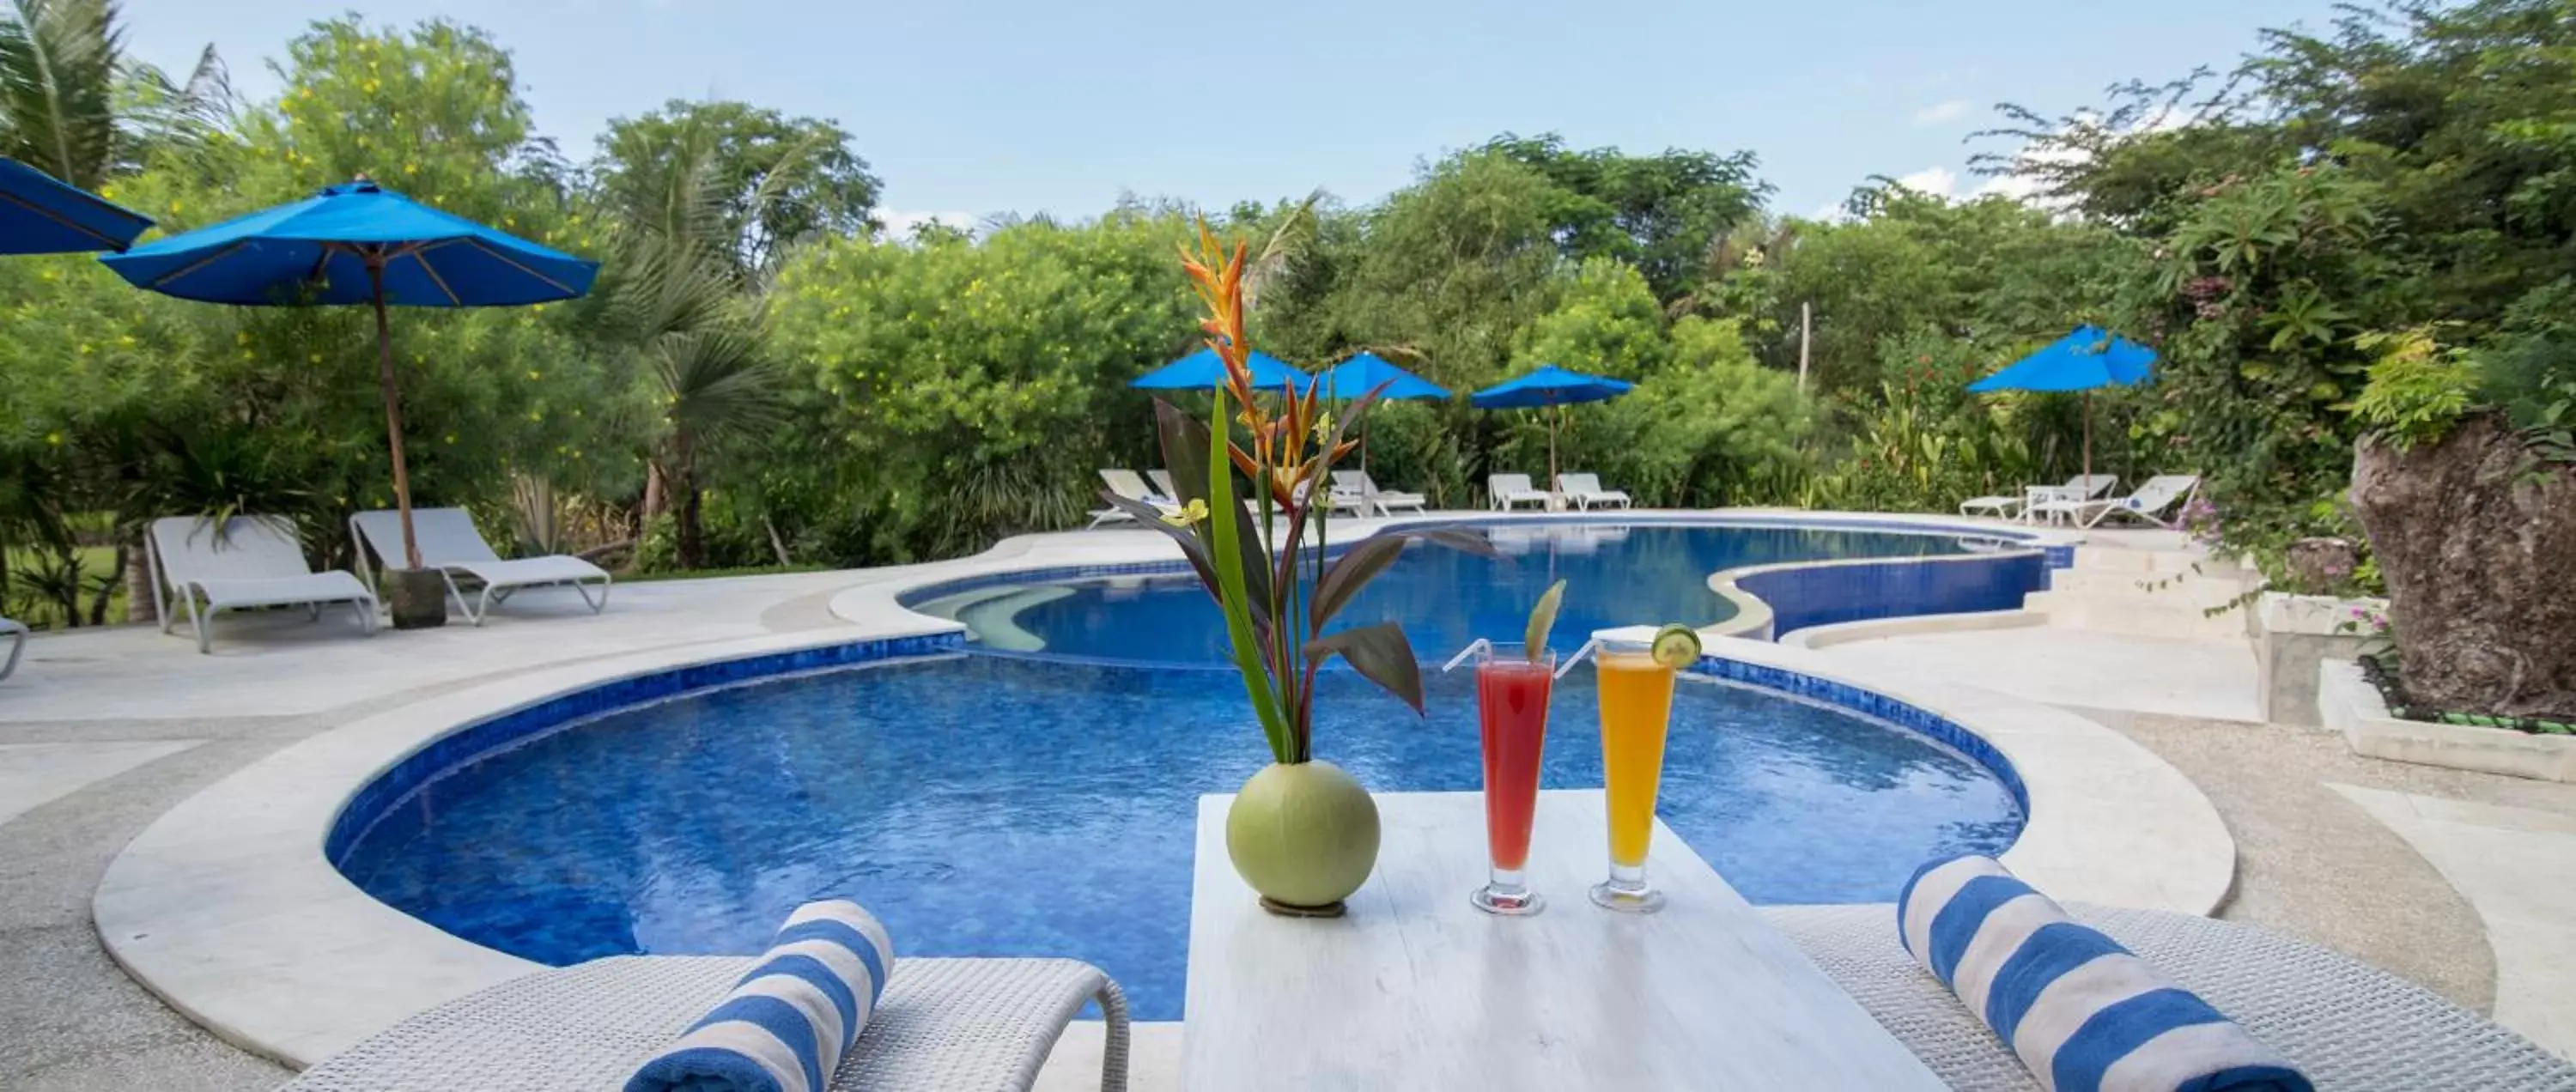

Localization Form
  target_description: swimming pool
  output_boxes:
[335,652,2024,1022]
[907,520,1990,662]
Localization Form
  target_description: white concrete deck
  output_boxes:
[2331,785,2576,1061]
[1819,626,2264,723]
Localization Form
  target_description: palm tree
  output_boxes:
[0,0,227,623]
[595,118,800,569]
[0,0,228,188]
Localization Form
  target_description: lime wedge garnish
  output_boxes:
[1524,579,1567,663]
[1650,623,1702,669]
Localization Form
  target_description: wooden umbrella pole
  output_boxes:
[368,254,422,570]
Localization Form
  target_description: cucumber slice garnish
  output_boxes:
[1650,623,1702,669]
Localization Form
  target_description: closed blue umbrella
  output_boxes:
[101,179,599,580]
[1470,364,1635,493]
[1967,325,2158,484]
[0,156,152,254]
[1131,346,1310,392]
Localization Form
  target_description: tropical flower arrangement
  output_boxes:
[1098,223,1486,912]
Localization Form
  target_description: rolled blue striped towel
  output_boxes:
[1898,856,2312,1092]
[626,900,896,1092]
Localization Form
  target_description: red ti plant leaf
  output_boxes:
[1151,397,1273,632]
[1304,622,1426,718]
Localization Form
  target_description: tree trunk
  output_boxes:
[2350,411,2576,719]
[676,477,706,570]
[124,530,156,624]
[87,543,125,626]
[641,460,667,523]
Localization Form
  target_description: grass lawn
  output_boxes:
[3,544,131,629]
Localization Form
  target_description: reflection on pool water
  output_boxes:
[338,653,2024,1021]
[910,520,1970,662]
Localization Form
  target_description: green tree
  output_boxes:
[771,209,1201,560]
[594,100,879,277]
[1484,132,1768,301]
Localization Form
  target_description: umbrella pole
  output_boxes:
[1548,406,1560,512]
[2081,390,2094,488]
[368,258,423,571]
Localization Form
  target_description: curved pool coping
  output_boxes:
[94,509,2228,1071]
[884,510,2069,652]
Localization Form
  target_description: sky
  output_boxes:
[123,0,2348,231]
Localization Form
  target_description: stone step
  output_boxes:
[2069,545,2233,576]
[2048,567,2256,608]
[2026,589,2255,641]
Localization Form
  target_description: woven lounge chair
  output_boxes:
[1487,473,1549,511]
[278,956,1129,1092]
[1761,903,2576,1091]
[352,508,611,627]
[1959,474,2117,521]
[147,515,378,654]
[0,616,23,681]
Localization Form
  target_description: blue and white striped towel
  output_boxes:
[626,900,896,1092]
[1898,855,2312,1092]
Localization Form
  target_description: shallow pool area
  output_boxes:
[335,652,2024,1022]
[907,520,1984,661]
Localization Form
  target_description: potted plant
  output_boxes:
[1101,225,1487,915]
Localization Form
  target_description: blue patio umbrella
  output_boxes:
[1316,352,1449,480]
[1315,351,1449,402]
[1470,364,1635,493]
[1967,325,2158,484]
[0,156,152,254]
[100,178,599,578]
[1130,346,1311,393]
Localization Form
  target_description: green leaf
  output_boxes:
[1153,397,1273,630]
[1200,388,1291,763]
[1304,622,1425,715]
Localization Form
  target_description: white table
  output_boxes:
[1182,790,1947,1090]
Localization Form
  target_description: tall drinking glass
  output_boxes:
[1472,642,1554,915]
[1589,637,1677,913]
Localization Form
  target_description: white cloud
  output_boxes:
[1893,166,1959,197]
[1912,100,1970,125]
[876,209,978,240]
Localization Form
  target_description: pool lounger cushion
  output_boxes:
[1765,903,2576,1092]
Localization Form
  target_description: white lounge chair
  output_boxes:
[1959,474,2116,521]
[1147,469,1179,500]
[147,515,378,654]
[352,508,611,627]
[0,616,24,681]
[2031,474,2202,529]
[1487,473,1549,511]
[1556,472,1631,510]
[1089,469,1177,529]
[1331,470,1427,516]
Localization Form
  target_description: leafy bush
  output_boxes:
[2347,329,2479,452]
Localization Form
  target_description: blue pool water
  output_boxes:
[337,653,2024,1022]
[916,521,1974,663]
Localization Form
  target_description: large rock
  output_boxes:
[2351,412,2576,719]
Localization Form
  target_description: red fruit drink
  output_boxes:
[1473,651,1553,915]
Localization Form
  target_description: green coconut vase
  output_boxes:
[1225,759,1381,915]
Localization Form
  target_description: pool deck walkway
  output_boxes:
[2,512,2571,1089]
